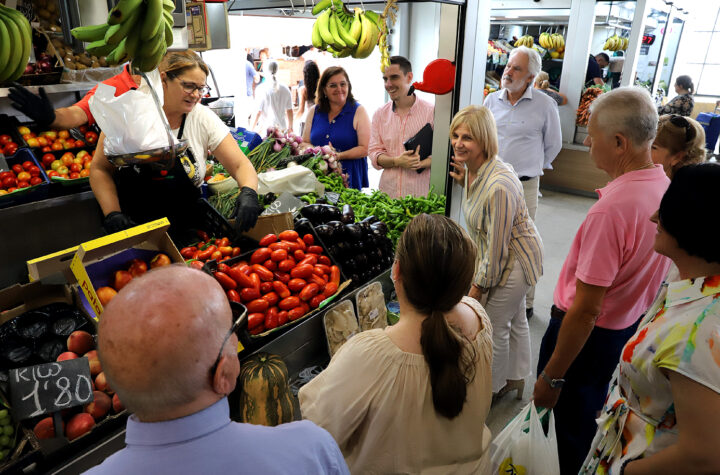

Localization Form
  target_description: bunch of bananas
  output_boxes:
[71,0,175,72]
[539,32,565,51]
[603,35,628,51]
[513,35,534,48]
[0,4,32,83]
[311,0,384,61]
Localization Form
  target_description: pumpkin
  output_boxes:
[238,352,295,426]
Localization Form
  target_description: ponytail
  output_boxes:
[272,73,279,92]
[420,310,472,419]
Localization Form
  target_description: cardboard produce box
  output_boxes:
[240,212,294,242]
[26,245,80,284]
[70,218,183,320]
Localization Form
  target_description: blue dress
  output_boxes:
[310,100,369,190]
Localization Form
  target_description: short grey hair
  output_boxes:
[590,87,658,148]
[509,46,541,79]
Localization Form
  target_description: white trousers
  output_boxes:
[483,260,532,393]
[521,176,539,309]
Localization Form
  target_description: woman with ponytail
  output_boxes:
[300,214,494,474]
[251,60,293,132]
[658,75,695,117]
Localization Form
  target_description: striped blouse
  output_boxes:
[462,158,543,288]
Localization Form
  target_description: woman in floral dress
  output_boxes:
[581,163,720,474]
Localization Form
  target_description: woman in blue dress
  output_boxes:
[302,66,370,189]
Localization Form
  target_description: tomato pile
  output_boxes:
[17,125,98,152]
[210,230,341,335]
[181,231,242,268]
[0,160,44,194]
[41,150,93,179]
[0,133,19,155]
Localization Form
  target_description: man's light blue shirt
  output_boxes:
[484,85,562,178]
[83,398,349,475]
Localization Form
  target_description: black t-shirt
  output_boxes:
[585,55,603,86]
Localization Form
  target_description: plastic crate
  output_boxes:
[11,115,100,156]
[170,198,259,251]
[230,127,262,155]
[697,112,720,155]
[0,148,51,209]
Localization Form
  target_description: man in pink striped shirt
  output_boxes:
[369,56,435,198]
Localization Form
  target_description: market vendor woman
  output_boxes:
[90,51,261,234]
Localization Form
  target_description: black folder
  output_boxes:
[403,123,433,173]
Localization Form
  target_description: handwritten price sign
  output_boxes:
[9,358,94,421]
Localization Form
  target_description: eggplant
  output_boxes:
[315,196,328,204]
[314,224,334,243]
[350,273,361,283]
[344,257,357,272]
[294,217,314,237]
[335,241,351,259]
[360,215,379,225]
[300,204,326,225]
[370,221,389,236]
[345,223,363,240]
[355,253,368,270]
[341,204,355,224]
[327,221,345,239]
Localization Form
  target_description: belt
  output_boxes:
[551,305,566,320]
[519,176,535,182]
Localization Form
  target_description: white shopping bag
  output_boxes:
[89,69,177,156]
[257,166,325,196]
[489,402,560,475]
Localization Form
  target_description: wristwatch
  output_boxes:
[540,371,565,389]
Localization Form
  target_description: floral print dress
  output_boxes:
[581,275,720,474]
[657,93,694,117]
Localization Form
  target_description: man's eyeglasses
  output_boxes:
[209,304,247,377]
[668,114,696,143]
[177,78,211,96]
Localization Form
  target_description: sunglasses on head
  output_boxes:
[668,115,696,143]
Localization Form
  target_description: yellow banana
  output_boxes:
[334,10,357,48]
[350,9,362,42]
[108,0,143,25]
[328,11,347,49]
[317,10,335,46]
[353,13,379,59]
[141,0,163,41]
[311,19,323,49]
[363,10,383,30]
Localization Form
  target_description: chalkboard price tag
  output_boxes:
[260,192,306,217]
[9,358,94,421]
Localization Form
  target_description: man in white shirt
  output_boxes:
[484,46,562,319]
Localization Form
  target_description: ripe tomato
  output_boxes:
[2,177,17,188]
[79,169,90,177]
[74,140,85,147]
[69,172,80,179]
[84,131,98,144]
[16,171,31,181]
[63,140,74,149]
[58,130,70,139]
[78,125,88,134]
[26,138,39,147]
[7,187,17,193]
[22,133,33,141]
[30,176,43,185]
[0,171,12,180]
[17,126,30,135]
[70,163,82,173]
[17,181,30,188]
[47,170,59,177]
[28,165,41,177]
[36,136,48,147]
[0,134,11,145]
[84,160,92,170]
[11,164,22,174]
[42,153,55,167]
[61,153,74,166]
[4,143,18,155]
[41,146,52,152]
[22,161,33,170]
[51,142,63,151]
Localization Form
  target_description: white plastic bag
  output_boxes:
[88,69,177,156]
[489,402,560,475]
[257,166,324,196]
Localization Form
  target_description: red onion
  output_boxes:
[272,142,283,152]
[24,64,35,74]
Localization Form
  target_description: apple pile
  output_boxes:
[41,150,93,180]
[0,161,44,195]
[32,330,124,442]
[16,125,98,153]
[95,253,172,307]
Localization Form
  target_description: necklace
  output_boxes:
[628,163,654,173]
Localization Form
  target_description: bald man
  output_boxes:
[84,265,349,475]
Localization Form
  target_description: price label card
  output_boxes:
[260,192,306,217]
[9,358,94,421]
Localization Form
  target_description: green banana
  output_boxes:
[134,38,166,72]
[138,27,165,60]
[162,0,175,12]
[350,9,362,42]
[328,12,346,49]
[141,0,163,41]
[164,21,173,48]
[0,17,11,79]
[106,7,141,45]
[106,37,127,65]
[124,29,141,58]
[0,6,31,81]
[353,13,379,59]
[312,0,332,16]
[363,10,383,29]
[0,8,22,82]
[317,10,334,46]
[86,39,116,57]
[108,0,144,25]
[334,11,356,48]
[311,20,323,49]
[72,22,110,42]
[162,9,173,27]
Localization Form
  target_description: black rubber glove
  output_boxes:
[8,84,56,127]
[103,212,137,234]
[231,187,262,233]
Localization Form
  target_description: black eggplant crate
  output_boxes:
[171,198,259,251]
[0,148,51,209]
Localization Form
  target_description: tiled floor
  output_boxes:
[485,189,596,436]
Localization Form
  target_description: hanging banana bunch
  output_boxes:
[603,34,628,52]
[0,4,33,83]
[538,32,565,51]
[513,35,534,48]
[71,0,175,72]
[311,0,385,62]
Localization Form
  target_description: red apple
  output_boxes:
[86,351,102,376]
[150,253,171,268]
[84,391,112,420]
[127,259,148,277]
[113,270,132,291]
[56,351,79,362]
[66,413,95,441]
[112,393,124,413]
[67,330,94,355]
[96,286,117,306]
[94,371,113,394]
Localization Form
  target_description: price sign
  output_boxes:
[9,358,94,421]
[260,192,306,217]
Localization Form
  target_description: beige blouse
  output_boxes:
[299,297,494,474]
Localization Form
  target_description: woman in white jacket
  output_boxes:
[251,60,293,133]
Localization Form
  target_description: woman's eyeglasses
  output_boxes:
[668,114,696,143]
[177,78,211,96]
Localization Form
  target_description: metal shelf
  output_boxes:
[0,83,96,98]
